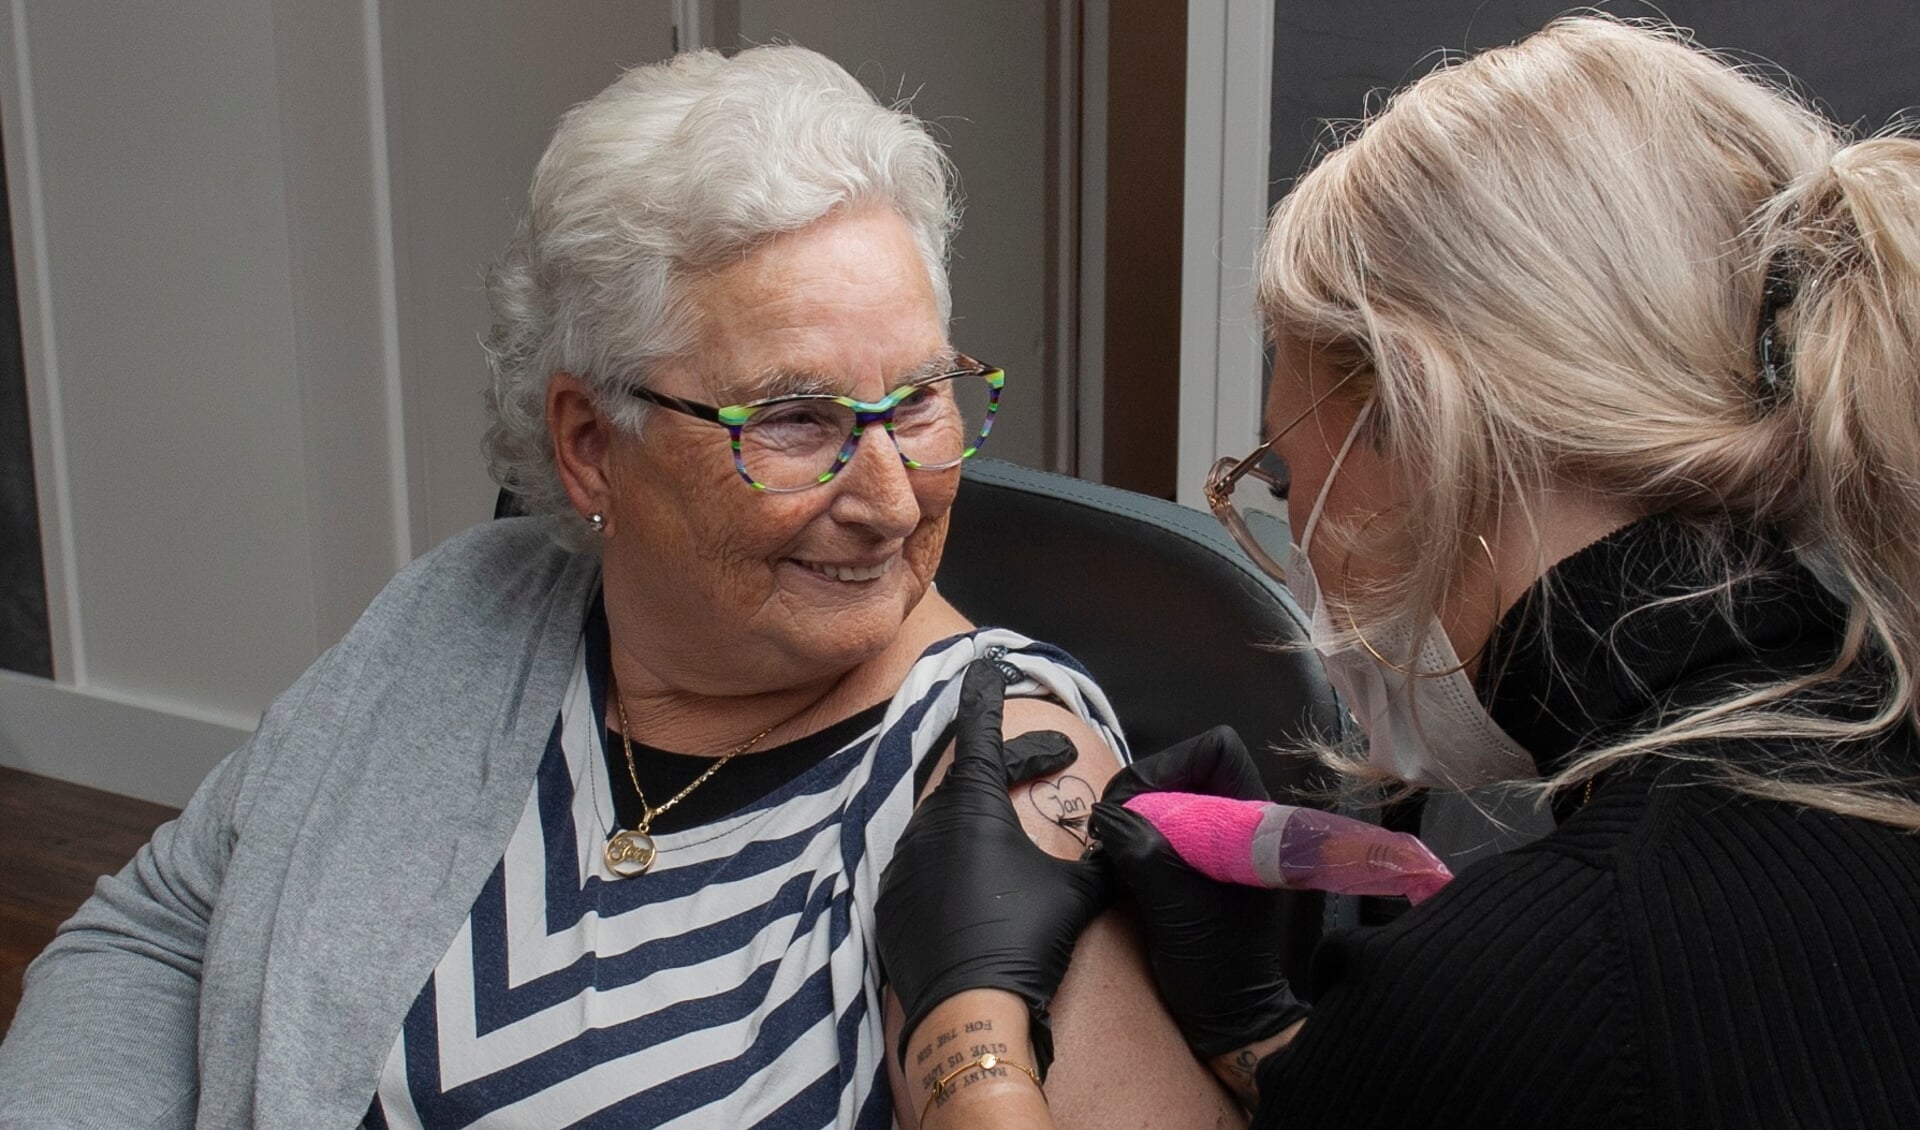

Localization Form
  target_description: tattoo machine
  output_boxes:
[1122,792,1453,904]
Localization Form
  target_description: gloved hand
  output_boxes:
[877,659,1115,1076]
[1089,726,1309,1057]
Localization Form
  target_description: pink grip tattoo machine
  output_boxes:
[1123,792,1453,904]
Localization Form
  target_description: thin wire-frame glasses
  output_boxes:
[626,354,1004,492]
[1203,369,1359,583]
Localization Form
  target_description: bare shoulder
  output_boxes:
[915,690,1120,862]
[1000,698,1118,860]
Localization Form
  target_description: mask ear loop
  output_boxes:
[1297,398,1377,559]
[1345,532,1501,679]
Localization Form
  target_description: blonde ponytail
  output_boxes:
[1753,137,1920,732]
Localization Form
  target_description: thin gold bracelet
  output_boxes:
[919,1051,1045,1126]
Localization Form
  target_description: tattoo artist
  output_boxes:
[877,16,1920,1128]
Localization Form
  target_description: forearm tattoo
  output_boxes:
[910,1018,1016,1120]
[1221,1047,1262,1109]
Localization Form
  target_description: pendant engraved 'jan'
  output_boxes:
[604,830,657,877]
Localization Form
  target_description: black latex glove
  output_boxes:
[1089,725,1310,1057]
[877,659,1115,1076]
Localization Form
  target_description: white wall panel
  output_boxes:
[379,1,675,549]
[272,0,415,649]
[21,0,316,723]
[0,670,249,809]
[0,1,675,803]
[1177,0,1272,508]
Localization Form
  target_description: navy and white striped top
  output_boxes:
[369,621,1123,1129]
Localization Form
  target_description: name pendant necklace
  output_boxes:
[603,695,780,878]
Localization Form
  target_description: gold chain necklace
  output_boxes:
[603,696,778,878]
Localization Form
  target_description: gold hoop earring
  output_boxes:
[1346,533,1500,679]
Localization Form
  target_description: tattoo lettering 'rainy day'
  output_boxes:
[912,1018,1017,1119]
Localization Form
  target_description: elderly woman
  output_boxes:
[0,47,1233,1128]
[879,16,1920,1129]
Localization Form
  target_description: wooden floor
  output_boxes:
[0,766,178,1032]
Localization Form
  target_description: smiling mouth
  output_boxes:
[796,557,896,583]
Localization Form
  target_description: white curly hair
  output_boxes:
[481,45,958,540]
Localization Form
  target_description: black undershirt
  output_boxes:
[604,701,891,835]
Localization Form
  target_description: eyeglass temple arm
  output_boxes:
[628,384,723,424]
[1231,430,1284,478]
[1228,369,1363,477]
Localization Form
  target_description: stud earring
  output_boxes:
[587,511,607,534]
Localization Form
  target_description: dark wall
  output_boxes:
[1101,0,1188,499]
[1270,2,1920,203]
[0,116,51,680]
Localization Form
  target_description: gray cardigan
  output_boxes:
[0,519,601,1128]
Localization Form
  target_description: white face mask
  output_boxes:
[1285,404,1537,790]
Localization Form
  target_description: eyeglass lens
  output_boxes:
[736,371,997,490]
[1220,451,1294,573]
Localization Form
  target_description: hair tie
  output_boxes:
[1754,251,1799,410]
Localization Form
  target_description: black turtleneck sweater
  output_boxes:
[1253,516,1920,1128]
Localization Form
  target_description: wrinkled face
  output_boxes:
[600,207,959,695]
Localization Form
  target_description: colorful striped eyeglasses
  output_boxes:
[626,354,1004,492]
